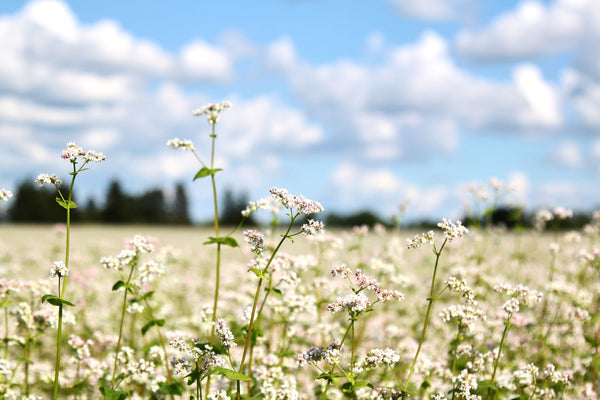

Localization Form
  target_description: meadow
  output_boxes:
[0,104,598,400]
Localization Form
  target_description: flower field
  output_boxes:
[0,219,599,399]
[0,105,599,400]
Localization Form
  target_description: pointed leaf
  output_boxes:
[56,197,78,209]
[203,236,239,247]
[193,167,223,181]
[249,267,268,280]
[112,280,125,291]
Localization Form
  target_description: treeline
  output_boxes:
[4,179,256,226]
[325,206,595,231]
[6,179,191,224]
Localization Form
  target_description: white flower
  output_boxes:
[49,261,69,278]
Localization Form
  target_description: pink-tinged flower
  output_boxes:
[300,219,324,236]
[269,187,324,215]
[327,292,370,315]
[244,230,266,255]
[61,142,85,162]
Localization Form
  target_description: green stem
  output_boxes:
[52,304,63,400]
[237,219,295,399]
[321,319,355,399]
[207,122,221,395]
[490,315,512,385]
[141,296,173,385]
[51,165,77,400]
[111,263,136,388]
[403,239,447,392]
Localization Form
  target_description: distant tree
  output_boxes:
[137,189,167,223]
[102,179,131,223]
[8,178,67,222]
[220,188,254,226]
[80,198,100,222]
[171,183,191,225]
[326,210,385,227]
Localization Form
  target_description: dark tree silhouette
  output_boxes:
[8,179,68,222]
[171,183,191,225]
[102,180,131,223]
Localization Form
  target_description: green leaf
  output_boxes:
[352,381,374,390]
[141,319,165,335]
[99,385,128,400]
[140,290,155,301]
[203,236,239,247]
[193,167,223,181]
[41,294,74,307]
[249,267,269,280]
[56,197,78,209]
[158,381,184,395]
[112,280,125,291]
[206,367,251,381]
[0,299,9,309]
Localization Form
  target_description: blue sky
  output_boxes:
[0,0,599,222]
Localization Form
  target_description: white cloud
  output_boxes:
[328,162,450,218]
[455,0,587,60]
[513,63,562,128]
[178,40,233,82]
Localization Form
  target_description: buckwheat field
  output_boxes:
[0,104,599,400]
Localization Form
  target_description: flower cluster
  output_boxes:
[213,318,236,350]
[437,218,469,241]
[100,235,155,271]
[445,277,476,304]
[49,261,69,278]
[356,348,400,370]
[269,187,324,215]
[300,219,324,236]
[297,340,342,367]
[170,338,225,375]
[241,196,280,217]
[439,305,486,333]
[166,138,195,151]
[34,173,62,187]
[244,229,266,255]
[62,142,106,163]
[406,230,434,249]
[327,292,371,315]
[495,283,543,315]
[0,189,12,202]
[192,101,232,125]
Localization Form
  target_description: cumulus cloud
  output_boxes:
[328,162,451,218]
[455,0,587,60]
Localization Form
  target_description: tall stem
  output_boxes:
[111,263,136,388]
[237,220,295,399]
[403,239,447,392]
[206,123,221,397]
[52,166,76,400]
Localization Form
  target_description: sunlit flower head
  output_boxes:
[35,173,62,187]
[49,261,69,279]
[192,101,232,125]
[166,138,195,151]
[0,189,12,202]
